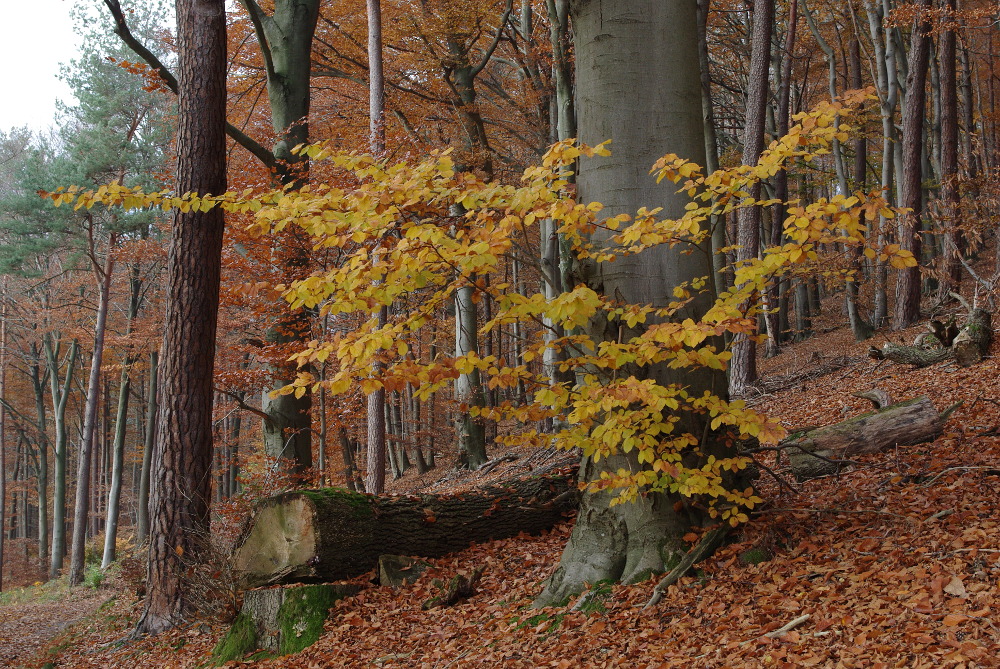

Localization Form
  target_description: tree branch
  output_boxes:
[102,0,277,172]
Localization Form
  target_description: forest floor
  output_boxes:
[6,299,1000,668]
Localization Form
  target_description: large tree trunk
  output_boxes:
[137,0,227,635]
[785,396,948,479]
[232,467,578,587]
[534,0,729,608]
[239,0,321,476]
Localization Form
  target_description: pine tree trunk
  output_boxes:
[893,0,933,329]
[137,0,227,634]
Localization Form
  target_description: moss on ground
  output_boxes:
[210,612,258,666]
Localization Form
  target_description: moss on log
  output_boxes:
[785,396,945,479]
[211,583,360,665]
[233,469,578,586]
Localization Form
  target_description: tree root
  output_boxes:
[642,525,729,610]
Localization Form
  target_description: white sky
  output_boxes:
[0,0,82,133]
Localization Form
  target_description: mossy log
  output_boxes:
[869,309,992,368]
[211,583,360,665]
[869,342,952,367]
[232,469,578,586]
[785,396,946,479]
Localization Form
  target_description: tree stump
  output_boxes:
[785,396,947,479]
[953,308,992,366]
[210,583,359,665]
[232,468,578,586]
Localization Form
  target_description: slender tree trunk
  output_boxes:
[28,353,49,566]
[70,239,116,586]
[137,0,227,634]
[454,281,488,469]
[893,0,933,329]
[0,285,7,592]
[937,0,961,300]
[365,0,388,495]
[136,349,158,543]
[866,0,900,328]
[730,0,774,395]
[771,0,798,347]
[48,337,78,579]
[698,0,729,300]
[847,35,874,340]
[101,268,141,567]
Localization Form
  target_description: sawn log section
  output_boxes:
[233,468,578,586]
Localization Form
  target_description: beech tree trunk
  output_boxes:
[785,396,947,479]
[232,469,578,586]
[534,0,733,608]
[137,0,227,635]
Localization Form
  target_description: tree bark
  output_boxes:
[893,0,933,329]
[785,396,947,478]
[232,469,578,586]
[137,0,227,635]
[70,237,116,586]
[535,0,732,608]
[136,349,158,543]
[47,337,78,579]
[730,0,774,394]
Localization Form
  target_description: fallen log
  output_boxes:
[784,396,950,479]
[232,468,579,587]
[869,342,951,367]
[868,306,993,368]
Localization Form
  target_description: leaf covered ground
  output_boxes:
[7,312,1000,668]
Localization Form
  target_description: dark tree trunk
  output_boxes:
[730,0,774,394]
[137,0,227,635]
[893,0,933,329]
[232,468,578,586]
[937,0,961,300]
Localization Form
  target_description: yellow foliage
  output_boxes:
[42,91,908,523]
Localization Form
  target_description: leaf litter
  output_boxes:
[10,312,1000,668]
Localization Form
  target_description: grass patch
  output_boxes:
[0,577,70,607]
